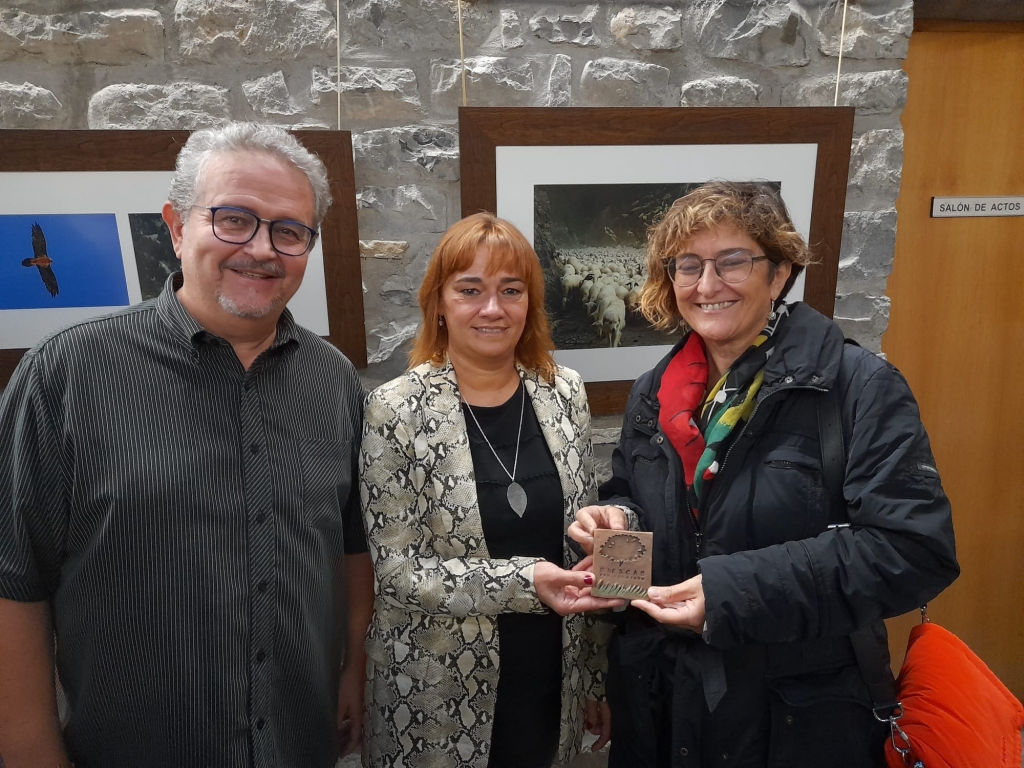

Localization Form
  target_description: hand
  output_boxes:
[336,663,364,758]
[631,574,705,632]
[584,699,612,752]
[568,505,629,555]
[533,561,625,616]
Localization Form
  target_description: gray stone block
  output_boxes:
[848,129,903,206]
[312,66,422,122]
[546,54,573,107]
[680,75,761,107]
[501,9,524,50]
[367,316,421,364]
[243,71,300,117]
[530,5,600,47]
[0,80,64,127]
[0,9,163,65]
[837,209,896,292]
[431,56,536,112]
[816,0,912,60]
[345,0,492,52]
[834,292,890,352]
[784,70,908,114]
[696,1,813,68]
[579,57,670,107]
[357,184,448,235]
[175,0,335,62]
[352,125,459,186]
[88,82,230,129]
[609,6,682,51]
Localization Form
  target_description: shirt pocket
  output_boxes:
[300,439,352,529]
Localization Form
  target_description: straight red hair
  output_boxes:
[409,212,556,380]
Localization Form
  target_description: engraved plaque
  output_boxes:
[591,529,653,600]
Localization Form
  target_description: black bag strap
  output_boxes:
[816,386,900,716]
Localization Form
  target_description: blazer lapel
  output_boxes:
[421,360,488,555]
[521,366,582,521]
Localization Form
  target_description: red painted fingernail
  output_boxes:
[583,574,594,585]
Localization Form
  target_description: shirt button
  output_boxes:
[784,714,794,726]
[255,513,266,524]
[783,375,794,384]
[250,443,260,455]
[256,649,266,662]
[679,747,689,757]
[256,718,266,730]
[721,754,729,762]
[257,580,268,593]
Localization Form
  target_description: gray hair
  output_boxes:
[167,122,332,228]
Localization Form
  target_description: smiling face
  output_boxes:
[672,223,791,361]
[438,247,528,370]
[162,150,315,335]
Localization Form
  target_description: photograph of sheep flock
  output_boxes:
[534,182,698,350]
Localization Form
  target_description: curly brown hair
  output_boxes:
[639,181,814,331]
[409,212,557,380]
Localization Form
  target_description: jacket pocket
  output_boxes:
[300,439,352,529]
[751,448,829,544]
[763,636,868,707]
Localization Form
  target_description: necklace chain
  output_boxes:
[462,381,525,483]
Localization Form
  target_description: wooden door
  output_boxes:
[883,24,1024,698]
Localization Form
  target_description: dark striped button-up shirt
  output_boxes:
[0,275,367,768]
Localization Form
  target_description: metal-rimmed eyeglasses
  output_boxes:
[192,205,318,257]
[665,249,770,287]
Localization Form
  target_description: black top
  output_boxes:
[462,383,564,768]
[0,273,367,768]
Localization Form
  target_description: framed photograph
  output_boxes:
[460,107,854,414]
[0,129,366,386]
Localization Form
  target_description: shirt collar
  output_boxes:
[155,272,301,351]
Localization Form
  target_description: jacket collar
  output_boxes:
[640,302,845,402]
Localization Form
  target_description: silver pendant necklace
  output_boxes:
[463,382,528,517]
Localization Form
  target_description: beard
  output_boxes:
[215,259,288,318]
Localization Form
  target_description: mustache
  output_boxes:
[222,260,286,278]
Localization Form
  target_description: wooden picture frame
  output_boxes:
[459,107,854,415]
[0,129,366,386]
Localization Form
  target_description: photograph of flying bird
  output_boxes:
[21,222,60,297]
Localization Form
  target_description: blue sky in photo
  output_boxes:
[0,213,130,310]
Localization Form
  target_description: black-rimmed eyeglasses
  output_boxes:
[192,205,318,257]
[665,250,770,288]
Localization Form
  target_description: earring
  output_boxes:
[438,316,445,328]
[767,300,777,321]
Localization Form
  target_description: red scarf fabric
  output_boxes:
[657,333,709,514]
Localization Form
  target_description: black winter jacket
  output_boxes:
[600,303,959,768]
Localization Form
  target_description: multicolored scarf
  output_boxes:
[658,304,789,518]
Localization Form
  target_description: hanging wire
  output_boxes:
[834,0,850,107]
[456,0,467,106]
[336,0,342,129]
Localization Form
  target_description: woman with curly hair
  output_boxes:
[569,181,958,767]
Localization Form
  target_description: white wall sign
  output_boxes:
[931,196,1024,218]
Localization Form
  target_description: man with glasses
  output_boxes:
[0,123,373,768]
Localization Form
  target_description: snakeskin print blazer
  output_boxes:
[359,360,606,768]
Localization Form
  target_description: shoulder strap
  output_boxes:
[816,384,900,716]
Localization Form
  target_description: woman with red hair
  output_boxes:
[360,213,621,768]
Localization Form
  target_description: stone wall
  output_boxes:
[2,0,910,396]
